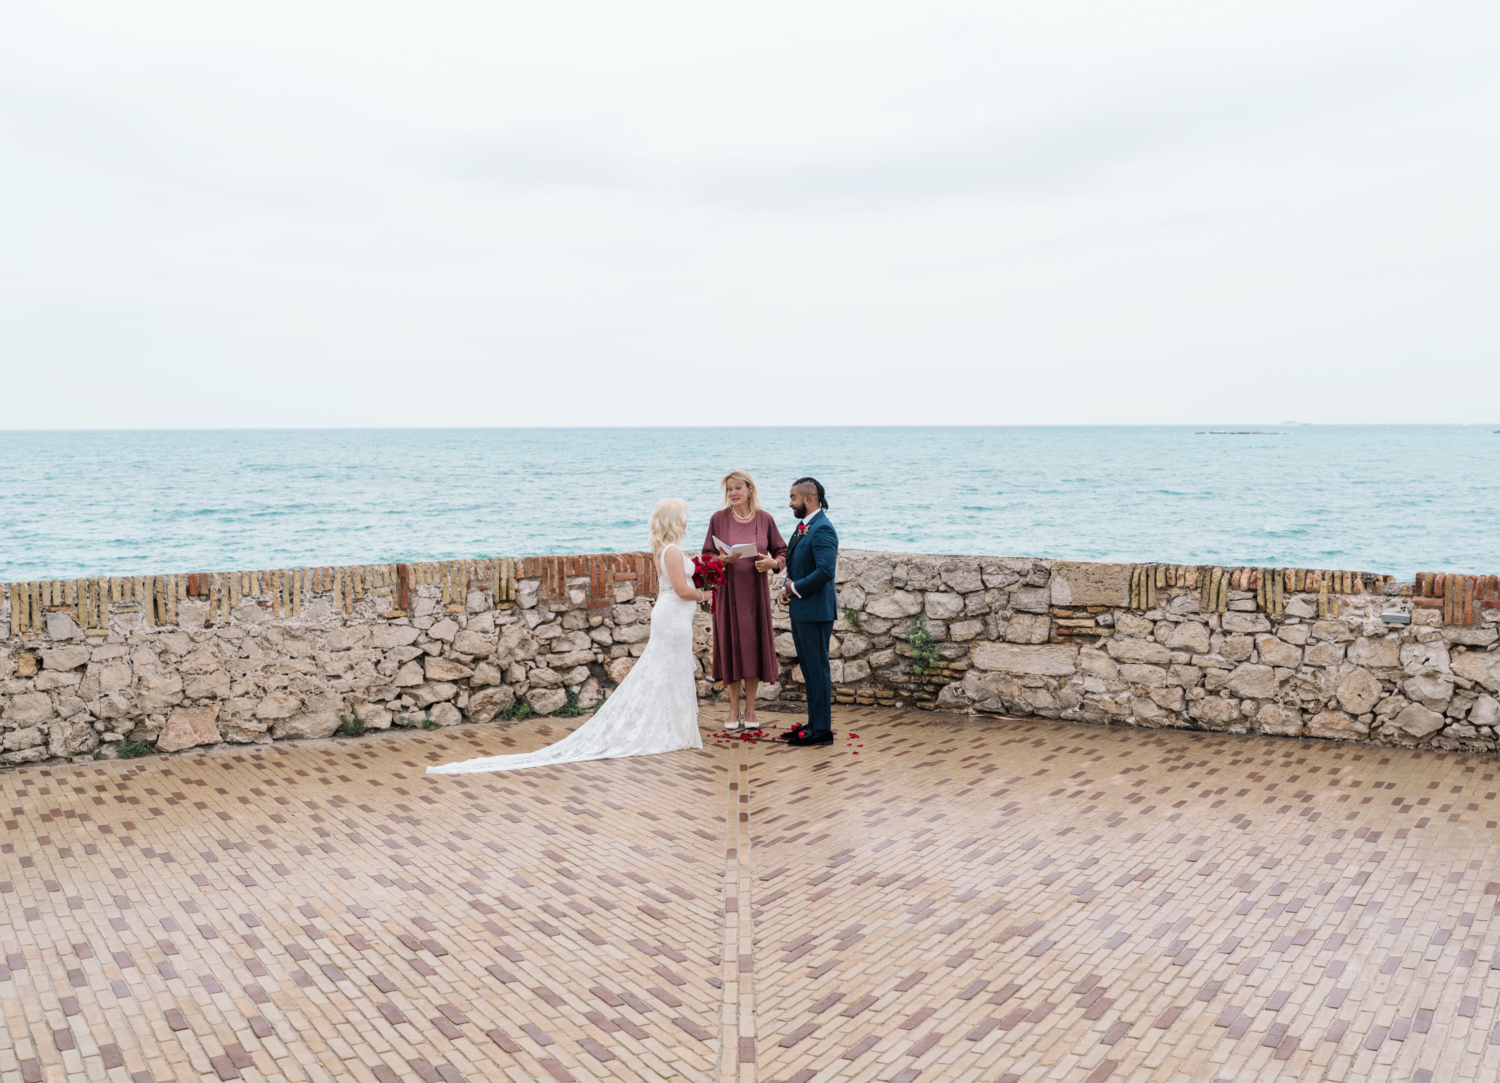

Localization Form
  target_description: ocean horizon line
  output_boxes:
[3,422,1499,434]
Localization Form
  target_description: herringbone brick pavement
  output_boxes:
[3,706,1499,1082]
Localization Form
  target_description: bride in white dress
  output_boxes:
[428,498,708,775]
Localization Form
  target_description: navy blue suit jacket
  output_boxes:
[786,513,839,624]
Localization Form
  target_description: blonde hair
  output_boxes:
[720,470,762,516]
[648,498,689,554]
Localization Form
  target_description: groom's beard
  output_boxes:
[791,501,807,519]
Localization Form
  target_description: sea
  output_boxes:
[1,426,1497,582]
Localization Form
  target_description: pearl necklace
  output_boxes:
[731,507,755,522]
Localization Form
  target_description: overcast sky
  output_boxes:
[4,1,1497,427]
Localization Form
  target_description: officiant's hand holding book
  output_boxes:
[713,535,760,564]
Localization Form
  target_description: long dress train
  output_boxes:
[427,545,703,774]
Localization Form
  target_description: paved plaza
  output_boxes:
[2,706,1499,1083]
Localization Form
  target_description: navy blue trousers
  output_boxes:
[791,619,834,739]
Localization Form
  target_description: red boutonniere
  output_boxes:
[793,523,808,538]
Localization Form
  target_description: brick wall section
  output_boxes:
[2,551,1499,768]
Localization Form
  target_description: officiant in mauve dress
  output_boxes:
[702,470,788,731]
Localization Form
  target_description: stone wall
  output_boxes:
[3,553,1498,767]
[822,555,1500,754]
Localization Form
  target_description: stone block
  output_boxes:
[866,591,923,619]
[326,627,370,650]
[271,694,343,740]
[370,626,421,649]
[1106,638,1171,665]
[529,668,564,689]
[394,660,425,686]
[1079,649,1117,680]
[185,670,231,700]
[1010,586,1051,614]
[607,657,637,684]
[41,646,91,672]
[254,692,300,719]
[1004,613,1051,645]
[1304,643,1346,667]
[425,657,474,682]
[353,702,394,730]
[1222,636,1254,663]
[1149,686,1186,712]
[429,702,463,726]
[428,618,459,642]
[98,664,132,692]
[452,630,495,657]
[1402,673,1454,710]
[529,688,568,716]
[469,661,503,687]
[136,674,184,709]
[1221,612,1271,634]
[1285,596,1318,619]
[924,593,965,620]
[410,682,457,708]
[971,643,1078,677]
[1189,697,1240,729]
[1255,636,1301,668]
[462,685,517,723]
[2,746,48,764]
[35,670,82,692]
[1119,664,1168,688]
[1256,704,1303,736]
[1335,669,1382,715]
[1049,562,1131,607]
[1471,695,1500,729]
[1393,703,1445,740]
[3,726,46,751]
[157,705,223,753]
[1164,623,1210,654]
[963,671,1025,713]
[1347,636,1399,668]
[1308,709,1367,740]
[1443,626,1500,647]
[46,612,83,641]
[91,692,132,720]
[4,692,53,726]
[1452,651,1500,693]
[949,620,985,642]
[1227,664,1279,699]
[939,565,985,594]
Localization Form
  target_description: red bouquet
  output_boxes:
[692,554,726,612]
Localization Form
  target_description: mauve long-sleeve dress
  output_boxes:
[702,508,788,683]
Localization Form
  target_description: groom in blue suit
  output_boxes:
[777,477,839,746]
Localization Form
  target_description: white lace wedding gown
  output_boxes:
[428,545,703,774]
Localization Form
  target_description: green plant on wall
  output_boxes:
[843,607,862,632]
[117,738,154,759]
[554,689,586,718]
[499,700,534,722]
[906,616,939,676]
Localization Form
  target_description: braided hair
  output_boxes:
[793,476,828,511]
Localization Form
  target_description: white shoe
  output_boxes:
[724,717,742,732]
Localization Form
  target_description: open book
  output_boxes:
[712,536,760,559]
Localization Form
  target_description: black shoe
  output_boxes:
[787,733,834,747]
[776,727,805,742]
